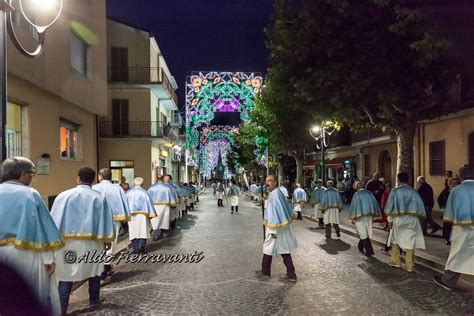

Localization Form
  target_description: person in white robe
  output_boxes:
[250,183,257,200]
[320,180,343,238]
[385,172,426,272]
[163,175,179,228]
[0,157,64,314]
[93,168,130,277]
[310,179,326,227]
[148,176,176,239]
[51,167,115,314]
[216,181,225,207]
[227,181,241,214]
[180,184,192,216]
[256,175,298,283]
[349,181,381,256]
[433,165,474,290]
[126,177,157,253]
[292,183,306,220]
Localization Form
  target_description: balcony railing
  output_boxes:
[99,121,167,138]
[108,67,178,105]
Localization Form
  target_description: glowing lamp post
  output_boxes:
[1,0,63,161]
[309,122,335,183]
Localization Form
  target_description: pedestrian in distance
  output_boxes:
[416,176,441,235]
[227,181,241,214]
[319,180,343,238]
[310,179,326,228]
[292,183,306,220]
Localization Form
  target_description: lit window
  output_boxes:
[60,120,80,160]
[6,102,24,158]
[71,31,90,76]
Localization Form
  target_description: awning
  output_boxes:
[324,157,346,168]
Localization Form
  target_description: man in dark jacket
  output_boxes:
[365,172,384,207]
[416,176,441,235]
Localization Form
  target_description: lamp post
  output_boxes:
[0,0,63,161]
[173,144,182,182]
[309,122,335,183]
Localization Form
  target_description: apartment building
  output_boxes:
[99,18,179,188]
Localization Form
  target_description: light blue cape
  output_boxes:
[126,187,157,218]
[51,185,115,241]
[384,184,426,218]
[310,186,326,204]
[164,182,179,201]
[148,183,176,206]
[216,183,225,192]
[0,181,64,251]
[93,180,130,221]
[292,188,307,203]
[227,186,240,197]
[179,186,192,198]
[320,187,343,211]
[264,188,294,228]
[443,180,474,225]
[349,189,381,220]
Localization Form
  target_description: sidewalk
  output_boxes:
[301,204,474,284]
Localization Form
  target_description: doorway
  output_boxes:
[378,150,392,185]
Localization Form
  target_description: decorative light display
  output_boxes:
[186,72,263,177]
[254,136,269,166]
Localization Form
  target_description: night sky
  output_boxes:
[106,0,273,110]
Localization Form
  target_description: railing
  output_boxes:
[108,67,178,105]
[171,110,183,127]
[99,121,166,138]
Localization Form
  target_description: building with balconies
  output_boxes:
[98,18,179,187]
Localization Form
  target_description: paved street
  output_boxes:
[69,191,474,315]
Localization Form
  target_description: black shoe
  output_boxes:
[433,276,454,291]
[231,211,234,214]
[90,298,104,307]
[279,275,297,283]
[336,231,341,238]
[445,241,451,246]
[431,226,441,235]
[255,270,270,280]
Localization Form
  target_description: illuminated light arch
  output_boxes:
[186,72,262,177]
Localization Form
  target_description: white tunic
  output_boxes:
[0,247,58,308]
[218,192,224,199]
[445,225,474,275]
[293,204,302,214]
[106,221,121,261]
[151,205,170,230]
[323,207,340,224]
[129,214,150,240]
[263,225,298,256]
[55,239,104,282]
[354,216,373,240]
[230,196,239,207]
[389,215,425,250]
[313,203,323,218]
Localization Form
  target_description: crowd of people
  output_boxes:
[254,166,473,292]
[0,157,202,315]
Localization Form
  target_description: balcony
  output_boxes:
[99,121,178,142]
[351,127,394,144]
[108,67,178,109]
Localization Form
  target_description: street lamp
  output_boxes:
[1,0,63,161]
[173,144,183,182]
[309,121,336,183]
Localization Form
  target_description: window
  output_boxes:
[110,47,128,82]
[60,120,81,160]
[429,140,445,176]
[112,99,129,135]
[6,102,24,158]
[71,31,90,76]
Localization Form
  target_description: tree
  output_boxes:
[265,0,464,183]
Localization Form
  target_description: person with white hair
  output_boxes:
[320,180,343,238]
[386,172,426,272]
[126,177,157,253]
[433,165,474,291]
[349,181,381,256]
[292,183,306,220]
[0,157,64,312]
[310,179,326,228]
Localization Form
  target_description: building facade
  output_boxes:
[99,19,179,188]
[6,0,107,204]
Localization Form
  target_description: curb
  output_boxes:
[302,215,474,285]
